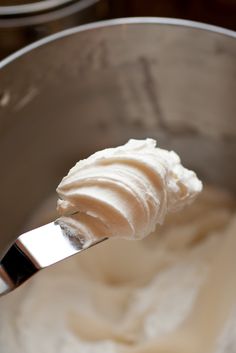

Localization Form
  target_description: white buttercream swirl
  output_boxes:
[56,139,202,243]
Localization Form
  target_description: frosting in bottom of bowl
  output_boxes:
[1,186,236,353]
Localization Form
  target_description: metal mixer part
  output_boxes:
[0,0,87,16]
[0,0,105,58]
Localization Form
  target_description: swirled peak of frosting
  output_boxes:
[56,139,202,243]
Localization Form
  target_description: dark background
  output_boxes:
[108,0,236,31]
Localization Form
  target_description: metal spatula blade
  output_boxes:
[0,222,106,296]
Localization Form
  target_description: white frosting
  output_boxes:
[6,140,236,353]
[56,139,202,243]
[1,187,236,353]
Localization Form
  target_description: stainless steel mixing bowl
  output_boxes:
[0,18,236,259]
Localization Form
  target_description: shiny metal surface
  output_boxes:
[0,0,100,24]
[0,0,104,58]
[0,0,80,15]
[0,17,236,261]
[0,221,106,296]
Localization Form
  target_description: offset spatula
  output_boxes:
[0,222,106,296]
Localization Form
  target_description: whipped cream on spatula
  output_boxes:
[56,139,202,244]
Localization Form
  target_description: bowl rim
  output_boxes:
[0,17,236,69]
